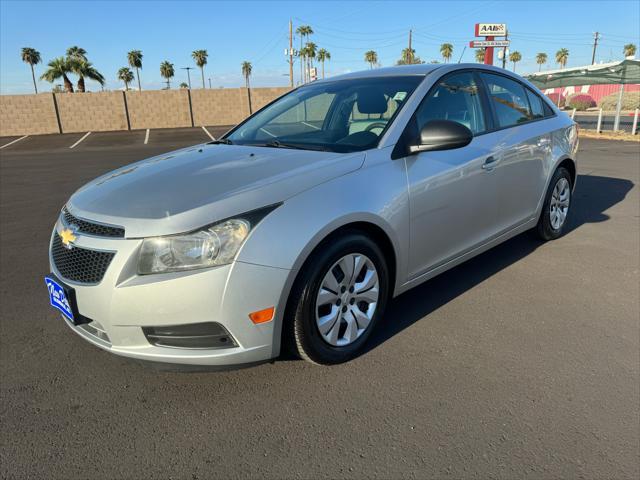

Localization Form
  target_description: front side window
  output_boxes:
[413,72,486,135]
[226,76,423,153]
[481,73,534,127]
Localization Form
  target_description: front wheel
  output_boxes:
[285,233,390,365]
[535,167,572,241]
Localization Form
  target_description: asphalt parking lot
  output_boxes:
[1,130,639,479]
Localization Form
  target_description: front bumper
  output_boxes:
[49,226,290,366]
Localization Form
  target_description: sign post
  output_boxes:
[471,23,508,66]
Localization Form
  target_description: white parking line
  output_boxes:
[144,129,150,144]
[0,135,28,150]
[69,132,91,149]
[201,126,215,141]
[302,121,321,130]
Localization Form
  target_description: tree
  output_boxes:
[66,46,87,62]
[241,61,252,89]
[364,50,378,69]
[179,82,189,89]
[316,48,330,78]
[127,50,143,91]
[556,48,569,69]
[623,43,637,58]
[160,61,175,89]
[21,47,41,93]
[117,67,134,90]
[192,49,208,88]
[475,48,485,63]
[40,57,74,93]
[536,52,548,71]
[509,51,522,72]
[296,25,313,82]
[71,59,105,92]
[397,48,422,65]
[305,42,317,79]
[440,43,454,63]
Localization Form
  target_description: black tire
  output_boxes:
[535,167,572,241]
[284,232,390,365]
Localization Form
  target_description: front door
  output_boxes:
[404,71,503,279]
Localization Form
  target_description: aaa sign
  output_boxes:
[475,23,507,37]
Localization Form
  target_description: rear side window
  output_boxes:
[526,88,545,119]
[414,72,486,134]
[480,73,533,128]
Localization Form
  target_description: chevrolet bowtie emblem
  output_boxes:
[60,227,78,249]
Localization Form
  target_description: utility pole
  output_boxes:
[502,29,509,69]
[181,67,194,89]
[408,29,413,64]
[208,78,212,89]
[289,19,294,88]
[591,32,600,64]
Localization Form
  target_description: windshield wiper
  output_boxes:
[257,140,329,151]
[207,138,233,145]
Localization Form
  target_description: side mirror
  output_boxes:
[408,120,473,154]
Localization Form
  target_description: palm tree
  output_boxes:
[509,51,522,72]
[241,61,252,89]
[40,57,74,93]
[556,48,569,69]
[66,46,87,62]
[179,82,189,89]
[316,48,330,78]
[71,59,105,92]
[475,48,485,63]
[305,42,317,80]
[536,52,548,71]
[127,50,143,91]
[397,48,422,65]
[623,43,637,58]
[192,49,208,88]
[365,50,378,69]
[117,67,134,90]
[296,25,313,82]
[21,47,41,93]
[160,61,175,89]
[440,43,454,63]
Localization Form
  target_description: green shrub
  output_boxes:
[567,93,596,111]
[598,90,640,111]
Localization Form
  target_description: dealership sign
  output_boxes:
[469,40,510,48]
[475,23,507,37]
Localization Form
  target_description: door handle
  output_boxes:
[481,156,498,171]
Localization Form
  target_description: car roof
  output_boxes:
[316,63,444,82]
[314,63,529,84]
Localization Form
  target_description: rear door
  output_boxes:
[478,73,550,231]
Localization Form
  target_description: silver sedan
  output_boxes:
[46,63,578,367]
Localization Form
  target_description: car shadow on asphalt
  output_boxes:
[361,173,634,356]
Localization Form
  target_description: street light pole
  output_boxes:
[181,67,194,89]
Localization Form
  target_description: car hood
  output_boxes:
[68,144,365,238]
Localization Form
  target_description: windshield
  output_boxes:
[225,76,423,153]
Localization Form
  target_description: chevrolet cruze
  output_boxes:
[46,64,578,367]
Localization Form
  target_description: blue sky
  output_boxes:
[1,0,639,94]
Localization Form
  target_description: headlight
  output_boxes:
[138,219,250,274]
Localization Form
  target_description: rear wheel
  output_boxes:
[535,167,572,240]
[285,233,389,365]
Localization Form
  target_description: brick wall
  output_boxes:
[0,87,292,136]
[56,91,128,133]
[0,94,59,136]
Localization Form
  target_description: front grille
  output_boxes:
[62,208,124,238]
[51,233,115,284]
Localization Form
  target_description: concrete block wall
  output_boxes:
[56,91,128,133]
[125,90,193,130]
[0,87,292,137]
[0,94,59,136]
